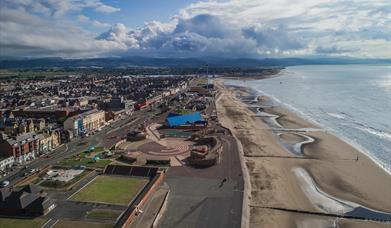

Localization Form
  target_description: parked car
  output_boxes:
[0,180,9,188]
[29,168,38,173]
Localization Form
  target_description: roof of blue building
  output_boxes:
[166,112,205,127]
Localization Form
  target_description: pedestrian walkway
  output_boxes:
[129,183,170,228]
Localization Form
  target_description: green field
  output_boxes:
[71,175,148,205]
[0,69,71,79]
[0,218,47,228]
[54,220,113,228]
[86,209,122,220]
[58,157,111,169]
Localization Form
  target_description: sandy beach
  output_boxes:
[214,79,391,227]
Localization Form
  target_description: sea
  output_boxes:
[225,65,391,173]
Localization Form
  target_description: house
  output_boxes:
[64,109,105,137]
[0,132,39,163]
[0,156,14,171]
[166,112,207,128]
[37,130,61,154]
[0,185,55,216]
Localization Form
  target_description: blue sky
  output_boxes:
[82,0,197,30]
[0,0,390,58]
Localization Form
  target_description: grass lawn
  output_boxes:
[54,220,113,228]
[84,146,104,155]
[86,209,122,220]
[58,157,111,169]
[70,175,148,205]
[0,218,47,228]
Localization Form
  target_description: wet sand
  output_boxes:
[215,79,391,227]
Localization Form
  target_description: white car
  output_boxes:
[0,180,10,188]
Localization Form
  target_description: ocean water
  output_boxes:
[226,65,391,173]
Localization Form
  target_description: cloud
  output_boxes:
[1,0,390,58]
[315,45,360,54]
[0,7,126,58]
[93,3,120,13]
[2,0,120,17]
[242,25,304,51]
[97,23,139,48]
[77,15,110,28]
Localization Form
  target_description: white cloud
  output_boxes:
[3,0,120,17]
[77,15,110,28]
[0,7,126,58]
[96,0,391,58]
[94,4,120,13]
[1,0,390,58]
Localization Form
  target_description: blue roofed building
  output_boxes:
[166,112,207,128]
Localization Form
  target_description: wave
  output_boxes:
[259,92,391,175]
[355,125,391,141]
[250,89,326,128]
[326,112,346,119]
[224,79,391,175]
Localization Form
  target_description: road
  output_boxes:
[0,108,156,185]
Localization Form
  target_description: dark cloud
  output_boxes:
[242,25,304,50]
[174,14,228,38]
[315,45,360,54]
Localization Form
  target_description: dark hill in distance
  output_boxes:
[0,56,389,69]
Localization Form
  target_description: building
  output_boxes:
[0,156,14,171]
[77,97,89,107]
[0,185,55,216]
[166,112,208,128]
[37,129,61,154]
[64,109,105,137]
[134,95,163,110]
[0,132,39,163]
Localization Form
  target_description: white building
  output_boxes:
[64,110,105,137]
[0,156,15,171]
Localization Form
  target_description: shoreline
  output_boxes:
[233,83,391,176]
[214,79,391,227]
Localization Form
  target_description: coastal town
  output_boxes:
[0,70,246,228]
[0,63,390,228]
[1,0,390,227]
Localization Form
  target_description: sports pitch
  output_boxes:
[70,175,148,205]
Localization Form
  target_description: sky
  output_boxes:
[0,0,390,59]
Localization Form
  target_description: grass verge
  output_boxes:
[86,209,122,220]
[0,218,47,228]
[54,220,113,228]
[58,157,111,169]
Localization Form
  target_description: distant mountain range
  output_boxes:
[0,56,389,69]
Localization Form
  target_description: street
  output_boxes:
[0,108,156,185]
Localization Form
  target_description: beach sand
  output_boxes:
[215,79,391,227]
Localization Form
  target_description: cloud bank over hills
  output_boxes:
[1,0,390,58]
